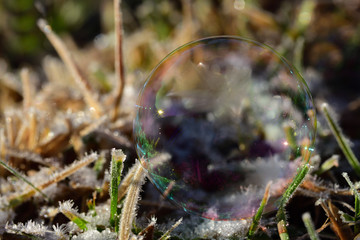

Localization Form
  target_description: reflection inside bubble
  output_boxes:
[134,36,316,220]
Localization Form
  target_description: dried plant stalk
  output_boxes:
[117,161,140,201]
[5,114,14,147]
[14,119,27,148]
[112,0,125,121]
[37,19,103,118]
[118,161,145,240]
[0,128,5,157]
[27,110,38,150]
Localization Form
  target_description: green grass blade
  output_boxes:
[278,220,290,240]
[321,103,360,177]
[109,149,126,231]
[276,163,311,239]
[247,182,271,238]
[342,172,360,234]
[302,212,320,240]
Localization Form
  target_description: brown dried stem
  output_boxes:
[319,199,353,240]
[37,19,102,118]
[111,0,125,121]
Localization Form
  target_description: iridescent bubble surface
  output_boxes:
[134,36,316,220]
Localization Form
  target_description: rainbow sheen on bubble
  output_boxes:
[134,36,316,220]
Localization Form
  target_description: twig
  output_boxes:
[318,199,353,240]
[111,0,125,121]
[37,19,103,118]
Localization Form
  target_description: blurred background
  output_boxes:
[1,0,360,163]
[1,0,360,102]
[2,0,360,157]
[0,0,359,158]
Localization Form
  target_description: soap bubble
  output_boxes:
[134,36,316,220]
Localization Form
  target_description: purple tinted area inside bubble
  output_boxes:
[134,36,316,220]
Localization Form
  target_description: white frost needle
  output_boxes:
[5,220,48,237]
[118,161,145,240]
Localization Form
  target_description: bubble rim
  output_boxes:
[133,35,317,220]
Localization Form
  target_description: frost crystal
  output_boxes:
[71,228,117,240]
[5,220,48,237]
[166,215,251,239]
[59,200,78,214]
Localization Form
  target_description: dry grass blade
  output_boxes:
[319,199,353,240]
[138,218,156,240]
[20,68,33,109]
[35,118,72,156]
[301,179,353,196]
[0,129,5,158]
[118,161,140,201]
[5,113,15,147]
[159,218,182,240]
[111,0,125,121]
[27,110,38,151]
[37,19,103,118]
[118,161,145,240]
[7,153,98,207]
